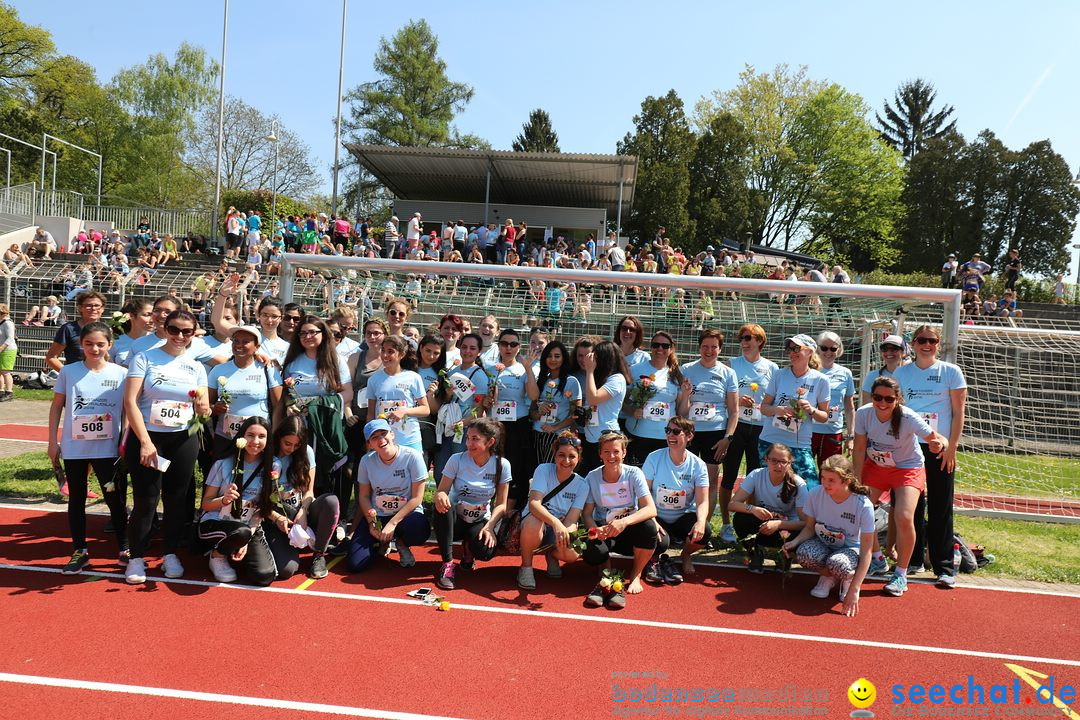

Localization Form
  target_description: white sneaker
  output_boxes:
[209,555,237,583]
[936,572,956,589]
[810,576,836,598]
[839,578,852,601]
[334,525,347,543]
[162,553,185,579]
[125,557,147,584]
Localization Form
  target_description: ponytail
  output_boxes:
[871,376,904,438]
[820,454,869,497]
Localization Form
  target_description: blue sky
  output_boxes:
[13,0,1080,273]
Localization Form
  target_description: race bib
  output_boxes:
[220,413,247,437]
[642,400,671,421]
[868,448,896,467]
[457,500,486,523]
[73,413,113,441]
[375,494,407,514]
[605,506,633,524]
[771,414,798,434]
[815,522,845,546]
[657,487,688,510]
[449,372,476,402]
[377,399,407,420]
[280,488,300,509]
[237,499,257,525]
[586,406,600,428]
[921,412,940,434]
[492,400,518,421]
[827,406,841,424]
[690,402,717,422]
[150,400,192,428]
[539,402,558,425]
[740,404,762,423]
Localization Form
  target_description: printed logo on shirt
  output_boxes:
[101,379,120,390]
[840,511,856,523]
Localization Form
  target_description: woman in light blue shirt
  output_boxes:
[810,330,856,466]
[625,331,688,467]
[579,340,630,473]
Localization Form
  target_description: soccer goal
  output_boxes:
[279,253,1077,521]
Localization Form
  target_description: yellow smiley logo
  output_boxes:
[848,678,876,709]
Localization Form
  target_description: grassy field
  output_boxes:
[957,452,1080,500]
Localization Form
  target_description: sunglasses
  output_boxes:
[165,325,195,337]
[880,345,902,352]
[282,316,302,323]
[664,427,684,435]
[871,393,898,404]
[498,340,520,348]
[620,326,637,333]
[739,335,756,342]
[914,337,940,346]
[333,331,346,340]
[556,436,582,448]
[298,329,322,338]
[785,343,803,353]
[387,310,407,317]
[651,342,672,350]
[819,346,838,353]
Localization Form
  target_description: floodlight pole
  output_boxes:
[267,120,279,224]
[330,0,346,217]
[211,0,229,246]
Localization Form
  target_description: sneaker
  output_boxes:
[747,545,765,574]
[839,578,852,601]
[884,572,908,597]
[606,588,627,610]
[86,488,99,500]
[328,541,349,557]
[868,555,889,576]
[720,523,737,544]
[162,553,184,579]
[308,555,328,580]
[60,481,69,498]
[209,555,237,583]
[125,557,147,584]
[644,558,662,584]
[661,556,683,585]
[398,543,415,568]
[118,549,130,566]
[460,541,474,571]
[810,576,836,598]
[516,565,536,590]
[545,554,562,578]
[436,561,456,590]
[62,549,89,575]
[584,582,606,607]
[936,572,956,589]
[334,524,347,544]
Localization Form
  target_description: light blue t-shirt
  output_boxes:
[680,359,738,432]
[479,343,501,367]
[357,445,427,517]
[728,355,779,427]
[810,364,856,434]
[207,360,282,437]
[624,348,649,367]
[111,333,141,368]
[204,456,264,525]
[261,336,290,366]
[759,367,831,449]
[854,404,934,469]
[642,449,709,523]
[585,373,627,443]
[366,368,426,446]
[626,362,679,440]
[55,361,126,459]
[524,463,588,520]
[443,451,513,524]
[860,366,899,395]
[532,374,581,432]
[128,348,208,433]
[283,353,350,398]
[893,360,967,437]
[491,362,528,422]
[739,466,808,522]
[802,485,875,550]
[585,464,650,525]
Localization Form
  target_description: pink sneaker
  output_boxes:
[436,561,456,590]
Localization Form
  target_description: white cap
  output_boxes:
[227,324,262,344]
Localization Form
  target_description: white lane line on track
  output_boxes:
[4,562,1079,668]
[2,502,1079,599]
[0,671,471,720]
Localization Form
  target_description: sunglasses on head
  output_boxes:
[165,325,195,337]
[556,436,582,448]
[914,337,940,346]
[871,393,897,404]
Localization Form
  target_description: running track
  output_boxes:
[0,504,1077,718]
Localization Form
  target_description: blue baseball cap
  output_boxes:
[788,334,818,352]
[363,418,392,441]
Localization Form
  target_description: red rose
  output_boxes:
[588,527,600,539]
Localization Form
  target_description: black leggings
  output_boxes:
[126,430,200,559]
[263,493,341,579]
[722,422,763,490]
[197,518,276,586]
[912,442,956,575]
[732,510,786,549]
[655,514,712,555]
[433,507,499,564]
[64,457,127,552]
[501,418,534,508]
[627,434,667,468]
[582,519,659,565]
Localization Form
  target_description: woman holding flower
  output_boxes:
[810,330,856,465]
[526,340,581,467]
[625,331,688,467]
[365,335,428,454]
[433,332,490,483]
[642,417,711,585]
[262,416,339,581]
[758,334,831,487]
[580,431,658,608]
[728,442,808,573]
[490,328,533,509]
[208,324,282,456]
[517,431,588,590]
[48,322,128,574]
[123,308,211,584]
[198,417,276,585]
[579,340,631,473]
[433,418,512,590]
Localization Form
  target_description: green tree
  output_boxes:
[512,109,560,152]
[687,111,756,247]
[876,78,956,161]
[617,90,696,246]
[897,130,968,271]
[0,2,53,95]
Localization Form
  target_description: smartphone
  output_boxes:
[155,455,172,472]
[407,588,432,598]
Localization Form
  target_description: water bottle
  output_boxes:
[952,543,962,577]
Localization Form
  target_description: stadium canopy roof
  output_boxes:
[344,144,637,218]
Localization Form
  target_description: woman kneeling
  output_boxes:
[728,443,807,573]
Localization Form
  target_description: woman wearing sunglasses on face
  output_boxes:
[893,325,967,588]
[490,328,533,511]
[278,303,304,345]
[810,331,856,465]
[123,309,211,584]
[854,377,949,597]
[517,431,588,590]
[625,331,688,467]
[613,315,649,367]
[383,298,417,349]
[758,334,831,487]
[860,334,907,404]
[642,417,710,585]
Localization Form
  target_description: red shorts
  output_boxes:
[861,460,926,504]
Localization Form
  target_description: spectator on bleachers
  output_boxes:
[65,263,94,301]
[981,294,998,316]
[28,227,57,259]
[161,234,180,265]
[5,243,34,274]
[995,289,1023,319]
[24,295,62,326]
[0,304,15,401]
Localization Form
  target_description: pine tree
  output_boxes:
[876,78,956,160]
[512,109,560,152]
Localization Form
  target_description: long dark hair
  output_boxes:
[418,332,449,401]
[118,297,150,335]
[468,417,505,470]
[458,332,484,369]
[224,416,274,513]
[382,334,417,372]
[266,415,311,501]
[871,376,905,439]
[567,335,598,378]
[537,340,570,397]
[282,315,342,393]
[612,315,644,348]
[764,442,799,505]
[591,340,631,387]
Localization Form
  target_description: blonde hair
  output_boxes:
[0,303,8,318]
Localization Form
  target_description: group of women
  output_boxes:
[48,294,966,616]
